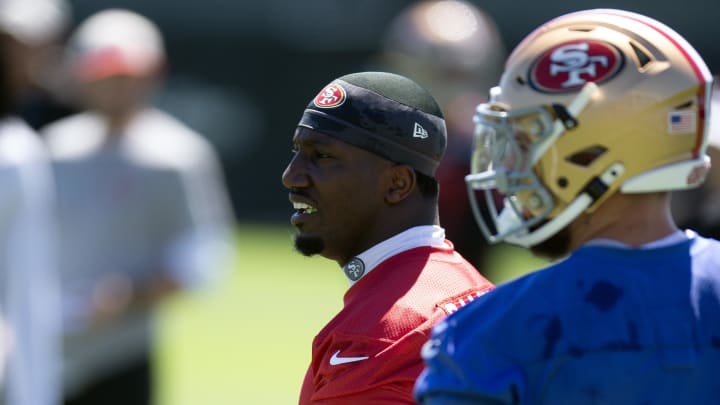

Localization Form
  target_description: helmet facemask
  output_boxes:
[466,100,557,244]
[466,82,626,247]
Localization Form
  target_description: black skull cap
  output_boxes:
[298,71,447,177]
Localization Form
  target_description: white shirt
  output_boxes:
[0,117,61,405]
[42,108,234,395]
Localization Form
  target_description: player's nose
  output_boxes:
[282,154,310,189]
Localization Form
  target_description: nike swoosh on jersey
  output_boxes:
[329,350,370,366]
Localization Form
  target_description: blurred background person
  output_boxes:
[0,0,74,130]
[672,76,720,239]
[0,0,66,403]
[40,8,235,405]
[375,0,507,274]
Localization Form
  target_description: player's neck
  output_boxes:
[571,192,677,248]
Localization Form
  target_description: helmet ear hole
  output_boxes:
[566,145,608,167]
[674,100,694,109]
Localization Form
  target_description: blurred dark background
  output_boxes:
[65,0,720,223]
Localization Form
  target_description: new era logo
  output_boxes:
[413,122,429,139]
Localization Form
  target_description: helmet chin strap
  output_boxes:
[508,162,625,247]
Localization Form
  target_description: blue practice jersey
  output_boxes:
[415,232,720,404]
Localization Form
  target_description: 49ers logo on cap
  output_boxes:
[530,41,624,93]
[313,83,346,108]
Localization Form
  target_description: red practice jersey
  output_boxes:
[299,244,493,404]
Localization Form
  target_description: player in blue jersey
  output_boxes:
[415,8,720,405]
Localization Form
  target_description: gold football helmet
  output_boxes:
[466,9,713,247]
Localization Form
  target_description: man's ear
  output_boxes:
[385,164,416,204]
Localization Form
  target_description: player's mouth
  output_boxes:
[290,200,319,226]
[294,201,318,215]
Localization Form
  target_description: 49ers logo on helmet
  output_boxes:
[529,41,624,93]
[313,83,346,108]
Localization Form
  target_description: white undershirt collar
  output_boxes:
[342,225,450,286]
[583,229,691,250]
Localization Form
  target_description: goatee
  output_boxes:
[294,234,325,257]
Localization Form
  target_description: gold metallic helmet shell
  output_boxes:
[467,8,713,247]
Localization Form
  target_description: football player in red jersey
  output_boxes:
[282,71,493,404]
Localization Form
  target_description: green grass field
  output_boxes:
[154,223,546,405]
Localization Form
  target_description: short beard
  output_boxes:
[294,234,325,257]
[529,224,572,261]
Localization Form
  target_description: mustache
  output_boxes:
[288,188,316,200]
[288,188,311,197]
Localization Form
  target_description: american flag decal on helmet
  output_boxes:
[668,110,697,134]
[439,286,494,315]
